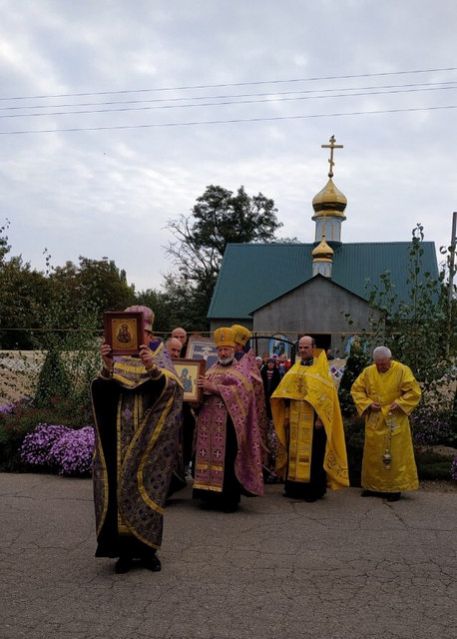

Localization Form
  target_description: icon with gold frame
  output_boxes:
[103,311,144,357]
[173,359,205,403]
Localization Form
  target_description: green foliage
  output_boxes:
[417,462,452,480]
[0,221,136,349]
[34,350,70,408]
[415,450,453,480]
[160,273,214,331]
[135,287,177,333]
[0,222,100,462]
[34,316,100,420]
[367,223,449,385]
[50,257,136,327]
[338,340,370,417]
[362,223,457,459]
[342,224,457,483]
[451,385,457,431]
[165,184,282,329]
[0,250,52,349]
[0,219,11,263]
[189,185,281,251]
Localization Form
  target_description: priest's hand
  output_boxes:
[100,343,113,371]
[370,402,381,411]
[139,344,158,373]
[315,418,324,429]
[197,376,218,395]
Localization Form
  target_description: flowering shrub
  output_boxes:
[49,426,95,476]
[20,424,71,466]
[411,412,457,447]
[451,457,457,482]
[20,423,94,476]
[410,396,457,448]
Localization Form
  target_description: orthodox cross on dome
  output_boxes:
[321,134,344,178]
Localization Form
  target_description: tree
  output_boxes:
[166,185,282,328]
[367,223,448,384]
[34,349,70,408]
[0,223,52,349]
[50,257,136,327]
[0,219,136,348]
[135,288,174,334]
[0,219,11,264]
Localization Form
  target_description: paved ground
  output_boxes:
[1,474,456,639]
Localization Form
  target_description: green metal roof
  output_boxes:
[207,241,439,319]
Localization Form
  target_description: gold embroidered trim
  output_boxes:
[193,483,223,493]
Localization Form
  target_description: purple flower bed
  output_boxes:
[411,411,457,447]
[20,424,71,466]
[20,423,95,476]
[49,426,95,476]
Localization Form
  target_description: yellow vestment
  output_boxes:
[271,352,349,490]
[351,361,421,492]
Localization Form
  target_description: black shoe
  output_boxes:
[114,556,132,574]
[361,490,377,497]
[198,500,216,511]
[222,503,239,513]
[142,554,161,572]
[386,492,401,502]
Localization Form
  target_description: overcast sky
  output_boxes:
[1,0,456,292]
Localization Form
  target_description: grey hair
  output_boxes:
[373,346,392,360]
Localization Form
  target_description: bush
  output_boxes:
[34,349,70,408]
[411,410,457,447]
[416,457,452,481]
[48,426,94,476]
[344,415,457,485]
[418,462,452,481]
[20,423,71,468]
[338,342,370,418]
[0,398,93,472]
[20,423,95,476]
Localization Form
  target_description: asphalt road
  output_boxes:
[1,474,456,639]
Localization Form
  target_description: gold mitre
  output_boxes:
[231,324,252,347]
[213,327,236,348]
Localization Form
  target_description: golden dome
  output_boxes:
[312,178,347,219]
[312,235,334,261]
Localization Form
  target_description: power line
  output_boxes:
[1,79,455,111]
[1,66,456,102]
[1,104,455,136]
[1,83,456,119]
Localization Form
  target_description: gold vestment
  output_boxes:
[351,360,421,492]
[271,352,349,490]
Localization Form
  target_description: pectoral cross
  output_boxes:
[321,134,343,178]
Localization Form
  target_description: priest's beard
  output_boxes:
[218,356,234,366]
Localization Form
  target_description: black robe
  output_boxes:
[92,362,183,559]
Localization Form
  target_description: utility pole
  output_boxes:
[446,211,457,358]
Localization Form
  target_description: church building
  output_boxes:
[207,136,439,353]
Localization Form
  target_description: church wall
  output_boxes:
[252,277,383,340]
